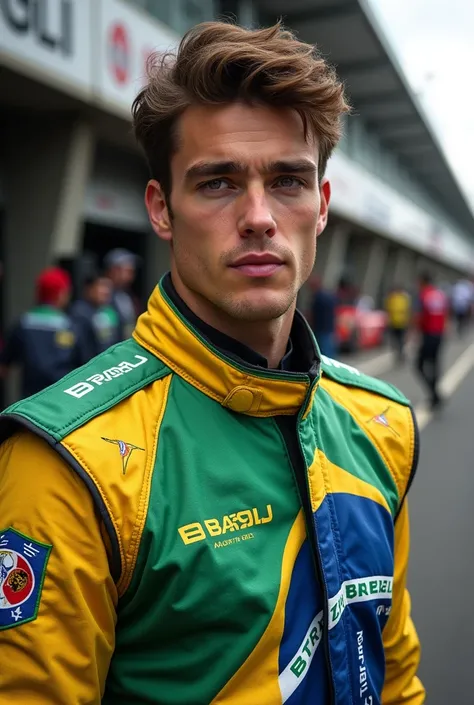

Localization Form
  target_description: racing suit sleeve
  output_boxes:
[382,501,425,704]
[0,431,117,704]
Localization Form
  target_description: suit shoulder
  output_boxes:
[1,337,170,443]
[320,356,410,407]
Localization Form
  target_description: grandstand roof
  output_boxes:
[258,0,474,235]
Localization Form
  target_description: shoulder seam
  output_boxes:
[321,358,410,406]
[118,372,173,597]
[7,366,168,440]
[6,340,131,415]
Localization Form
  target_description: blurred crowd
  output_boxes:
[0,249,142,405]
[308,272,474,409]
[1,254,473,412]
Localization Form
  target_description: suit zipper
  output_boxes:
[276,412,336,705]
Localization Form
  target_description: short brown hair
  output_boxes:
[132,21,349,202]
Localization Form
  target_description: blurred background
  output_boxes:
[1,1,473,702]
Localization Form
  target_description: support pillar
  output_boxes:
[391,248,416,290]
[52,120,95,258]
[361,238,389,305]
[321,223,351,291]
[3,114,95,327]
[239,0,256,26]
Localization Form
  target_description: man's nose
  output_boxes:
[237,188,277,239]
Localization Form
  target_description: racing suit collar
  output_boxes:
[161,273,296,372]
[133,275,321,416]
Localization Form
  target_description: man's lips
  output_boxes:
[229,253,285,277]
[230,253,284,267]
[231,263,283,277]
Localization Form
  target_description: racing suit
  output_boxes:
[0,274,425,704]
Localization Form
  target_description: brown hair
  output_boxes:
[132,21,349,204]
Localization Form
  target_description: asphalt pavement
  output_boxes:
[343,331,474,704]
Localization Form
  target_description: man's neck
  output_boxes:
[170,273,294,369]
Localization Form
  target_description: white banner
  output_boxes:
[327,150,474,273]
[0,0,92,94]
[94,0,179,117]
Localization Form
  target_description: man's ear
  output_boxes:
[145,180,172,241]
[316,179,331,237]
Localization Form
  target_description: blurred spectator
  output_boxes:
[384,284,412,364]
[450,278,474,337]
[104,249,140,340]
[70,273,120,361]
[337,276,359,306]
[0,268,88,400]
[415,272,449,409]
[308,275,337,358]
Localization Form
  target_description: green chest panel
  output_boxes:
[105,375,302,704]
[307,388,399,516]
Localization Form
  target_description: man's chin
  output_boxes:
[221,292,296,322]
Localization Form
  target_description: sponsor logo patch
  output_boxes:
[0,528,52,631]
[102,437,145,474]
[178,505,273,546]
[368,406,400,437]
[279,575,393,702]
[64,354,148,399]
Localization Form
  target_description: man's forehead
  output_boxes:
[172,103,319,176]
[175,103,317,152]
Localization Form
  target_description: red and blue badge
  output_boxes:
[0,528,52,631]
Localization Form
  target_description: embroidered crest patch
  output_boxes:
[0,528,52,631]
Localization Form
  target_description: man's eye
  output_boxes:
[276,176,304,189]
[202,179,230,191]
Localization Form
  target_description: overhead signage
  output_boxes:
[0,0,92,93]
[94,0,179,116]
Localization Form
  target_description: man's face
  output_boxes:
[146,102,330,323]
[111,264,135,289]
[57,288,71,310]
[89,278,112,307]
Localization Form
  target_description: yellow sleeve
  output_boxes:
[0,431,117,704]
[382,501,425,704]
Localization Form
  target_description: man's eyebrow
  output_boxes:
[263,159,317,175]
[184,161,246,182]
[184,158,318,182]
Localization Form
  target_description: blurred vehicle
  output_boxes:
[336,295,388,353]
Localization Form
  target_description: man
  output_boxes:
[0,267,87,400]
[308,274,337,358]
[416,272,448,409]
[104,248,140,340]
[384,285,412,364]
[70,272,120,360]
[0,22,424,704]
[450,278,473,337]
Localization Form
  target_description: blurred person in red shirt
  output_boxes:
[415,272,448,409]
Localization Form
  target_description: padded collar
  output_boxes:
[133,279,320,416]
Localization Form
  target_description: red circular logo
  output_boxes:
[109,22,130,86]
[0,551,35,608]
